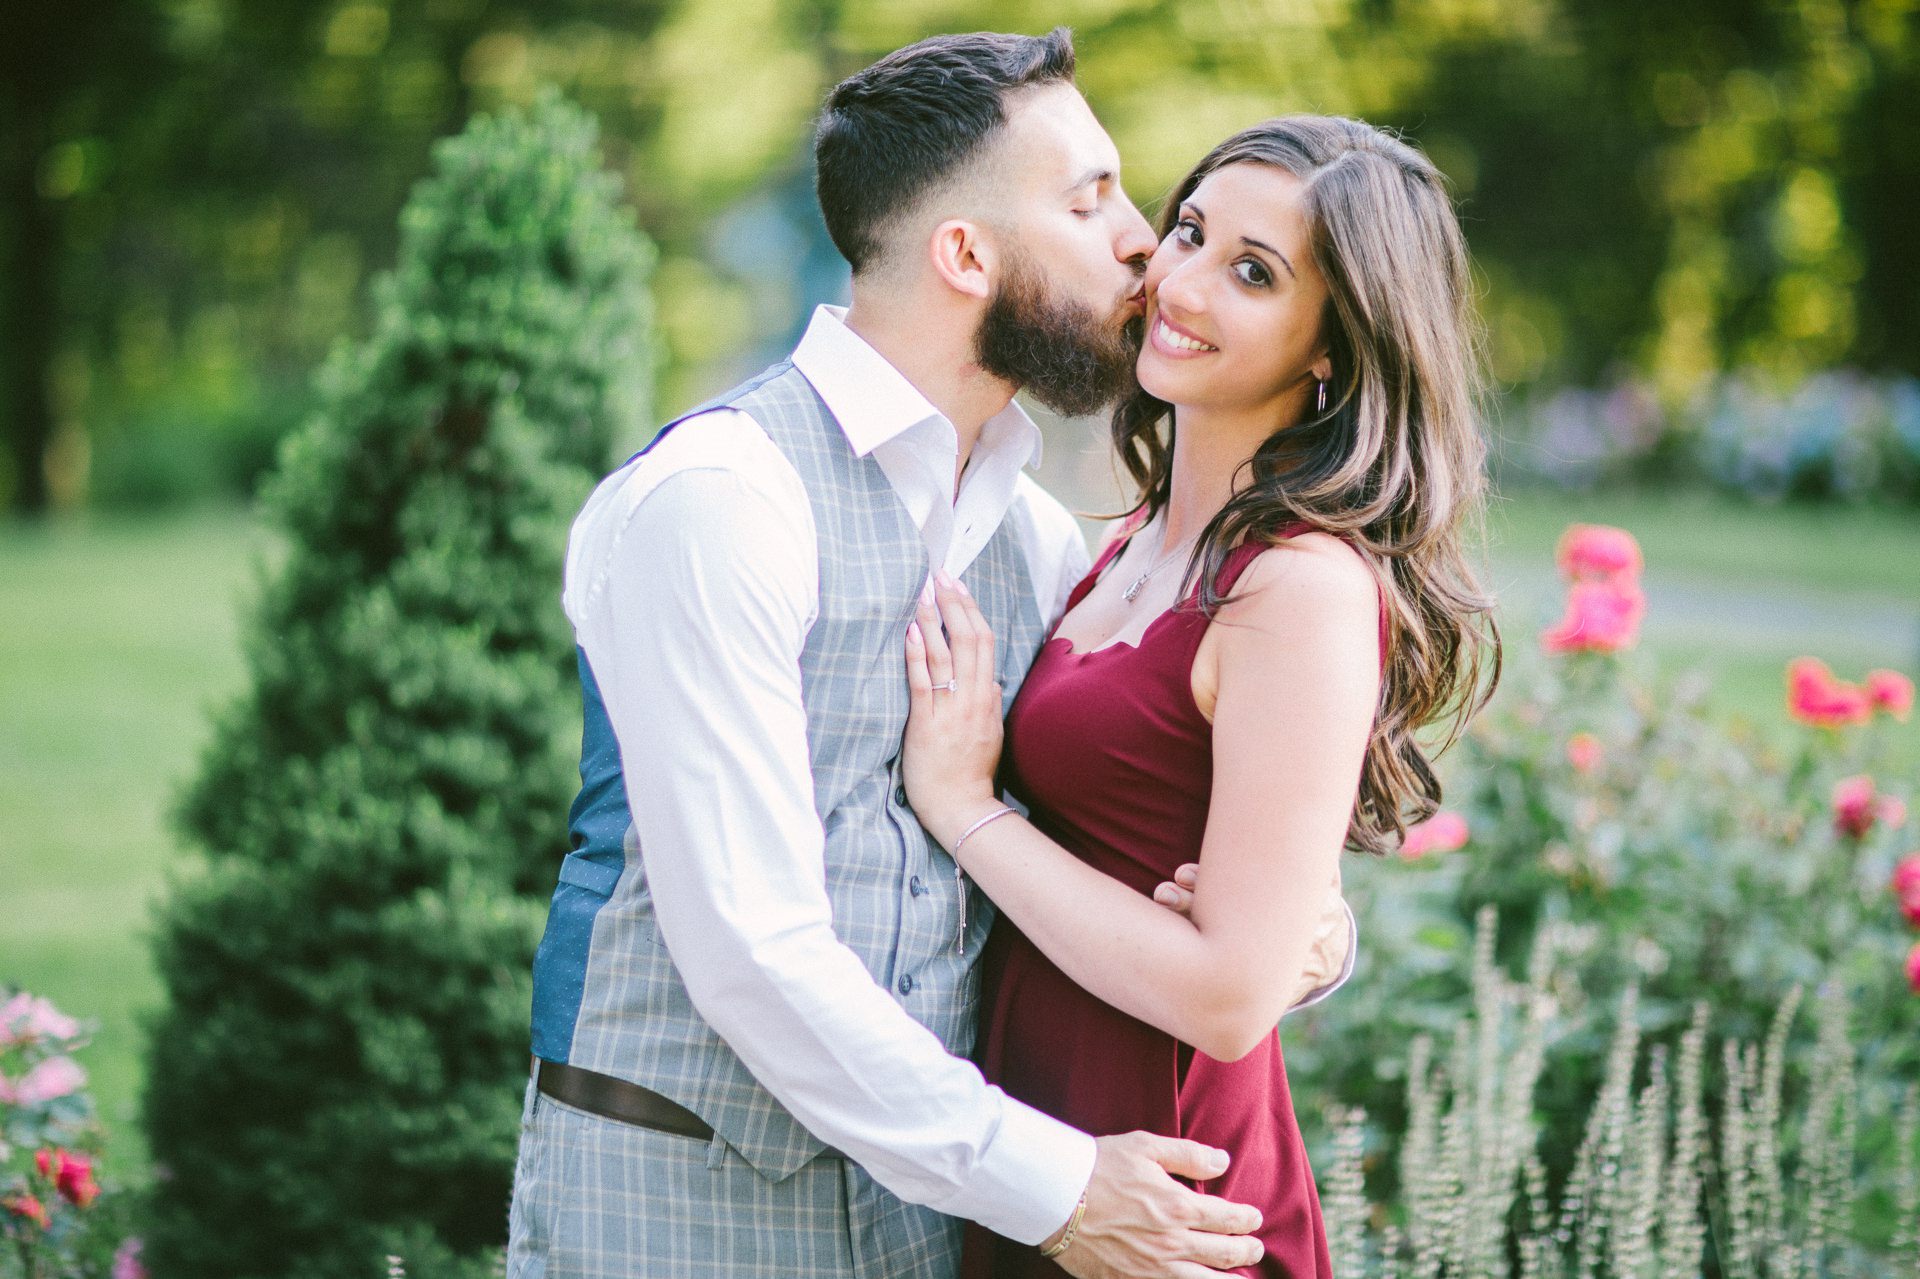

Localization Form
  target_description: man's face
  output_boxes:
[970,83,1159,415]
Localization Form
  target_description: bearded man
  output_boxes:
[507,28,1301,1279]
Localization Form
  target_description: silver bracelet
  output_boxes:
[952,804,1016,857]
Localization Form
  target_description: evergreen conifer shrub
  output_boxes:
[143,91,654,1278]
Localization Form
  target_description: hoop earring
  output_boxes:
[1316,379,1328,413]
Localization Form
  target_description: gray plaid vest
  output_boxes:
[530,360,1049,1184]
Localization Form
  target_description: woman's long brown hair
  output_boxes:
[1114,116,1502,856]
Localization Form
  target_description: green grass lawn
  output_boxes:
[1484,487,1920,776]
[1487,485,1920,598]
[1,509,276,1173]
[1,489,1914,1173]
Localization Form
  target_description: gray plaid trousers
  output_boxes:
[506,1077,959,1278]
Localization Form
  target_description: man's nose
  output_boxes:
[1114,200,1158,266]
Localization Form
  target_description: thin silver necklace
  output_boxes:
[1120,526,1200,603]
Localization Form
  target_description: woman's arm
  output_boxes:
[904,542,1380,1061]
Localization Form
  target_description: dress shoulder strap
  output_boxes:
[1208,520,1316,598]
[1207,521,1391,671]
[1066,532,1134,612]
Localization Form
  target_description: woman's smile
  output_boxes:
[1148,311,1220,357]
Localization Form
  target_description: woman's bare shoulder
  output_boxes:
[1226,530,1381,626]
[1193,531,1381,719]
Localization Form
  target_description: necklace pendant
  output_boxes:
[1122,574,1147,603]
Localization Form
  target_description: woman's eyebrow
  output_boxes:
[1182,202,1297,278]
[1241,236,1297,279]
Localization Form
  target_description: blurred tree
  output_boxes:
[143,92,654,1277]
[631,0,1920,407]
[9,1,1917,512]
[1845,3,1920,375]
[0,0,173,515]
[2,0,673,517]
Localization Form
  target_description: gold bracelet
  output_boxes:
[951,804,1016,858]
[1039,1189,1089,1259]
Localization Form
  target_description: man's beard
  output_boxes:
[974,254,1143,418]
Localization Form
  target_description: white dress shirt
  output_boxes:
[561,306,1095,1244]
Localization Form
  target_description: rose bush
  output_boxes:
[1,993,138,1279]
[1289,524,1918,1251]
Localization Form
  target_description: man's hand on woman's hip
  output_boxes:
[1048,1132,1264,1278]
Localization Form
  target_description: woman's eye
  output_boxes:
[1234,259,1272,288]
[1173,219,1202,247]
[1072,206,1097,219]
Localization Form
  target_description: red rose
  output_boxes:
[1866,669,1914,722]
[1834,775,1906,840]
[3,1192,51,1229]
[1542,578,1646,654]
[1893,855,1920,926]
[1786,657,1873,729]
[1555,524,1643,582]
[1401,811,1470,860]
[53,1151,99,1209]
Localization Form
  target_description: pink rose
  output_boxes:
[1566,732,1603,774]
[1401,811,1470,859]
[53,1151,99,1209]
[0,993,80,1047]
[1834,775,1906,840]
[3,1192,50,1230]
[1866,669,1914,721]
[1786,658,1873,728]
[13,1055,86,1105]
[1833,776,1875,836]
[1555,524,1643,582]
[1893,855,1920,926]
[1908,941,1920,994]
[113,1238,148,1279]
[1541,578,1645,653]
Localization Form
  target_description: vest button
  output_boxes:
[909,875,925,897]
[895,785,909,806]
[897,973,915,996]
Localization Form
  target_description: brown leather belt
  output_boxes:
[535,1058,714,1141]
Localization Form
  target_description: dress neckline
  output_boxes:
[1046,532,1282,660]
[1045,606,1190,660]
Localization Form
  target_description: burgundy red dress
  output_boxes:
[966,523,1384,1279]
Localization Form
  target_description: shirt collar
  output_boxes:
[789,304,1044,469]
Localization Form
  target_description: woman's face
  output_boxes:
[1136,162,1333,419]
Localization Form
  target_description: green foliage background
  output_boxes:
[140,92,655,1277]
[5,0,1918,513]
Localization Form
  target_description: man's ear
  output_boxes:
[927,219,994,301]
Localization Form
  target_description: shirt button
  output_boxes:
[910,875,926,897]
[897,973,916,996]
[895,785,909,806]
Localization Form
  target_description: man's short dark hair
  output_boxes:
[814,28,1077,274]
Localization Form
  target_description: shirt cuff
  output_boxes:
[950,1095,1098,1245]
[1289,897,1359,1013]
